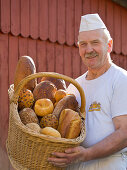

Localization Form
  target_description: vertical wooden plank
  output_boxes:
[8,35,18,85]
[39,0,48,40]
[11,0,20,36]
[21,0,29,37]
[121,8,127,55]
[75,0,82,46]
[55,43,64,74]
[106,0,114,38]
[66,0,75,46]
[49,0,57,42]
[28,38,37,68]
[111,53,119,66]
[111,52,115,64]
[58,0,66,44]
[98,0,106,23]
[19,36,28,57]
[46,41,55,72]
[91,0,99,13]
[82,0,91,14]
[0,33,9,169]
[123,55,127,71]
[0,146,9,170]
[119,54,124,68]
[113,4,121,54]
[72,47,80,78]
[37,40,47,73]
[1,0,10,33]
[63,45,72,77]
[30,0,39,39]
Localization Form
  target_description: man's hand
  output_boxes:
[48,146,87,167]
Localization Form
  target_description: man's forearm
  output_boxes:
[85,129,127,161]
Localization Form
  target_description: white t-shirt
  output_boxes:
[67,63,127,153]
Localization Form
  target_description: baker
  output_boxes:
[48,13,127,170]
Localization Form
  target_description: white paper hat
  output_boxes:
[79,13,107,32]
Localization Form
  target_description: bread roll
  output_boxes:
[34,98,54,116]
[58,109,81,139]
[40,127,61,138]
[26,123,40,133]
[40,114,58,129]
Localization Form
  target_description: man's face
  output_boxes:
[78,29,109,69]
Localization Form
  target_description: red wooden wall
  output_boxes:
[0,0,127,169]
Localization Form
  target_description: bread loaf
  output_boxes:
[58,109,81,139]
[52,95,80,119]
[33,81,57,104]
[14,56,36,91]
[41,77,66,90]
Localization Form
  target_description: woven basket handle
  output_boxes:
[11,72,86,119]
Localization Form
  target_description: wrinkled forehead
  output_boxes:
[78,29,106,42]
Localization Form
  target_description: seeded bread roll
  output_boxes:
[58,109,81,139]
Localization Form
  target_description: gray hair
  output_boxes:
[103,29,112,42]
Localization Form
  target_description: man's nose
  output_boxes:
[85,44,93,53]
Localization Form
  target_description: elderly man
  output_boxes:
[48,14,127,170]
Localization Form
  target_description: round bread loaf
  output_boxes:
[41,77,66,90]
[33,81,57,104]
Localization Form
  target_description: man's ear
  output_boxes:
[107,39,113,53]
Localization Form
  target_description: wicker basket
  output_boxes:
[6,72,86,170]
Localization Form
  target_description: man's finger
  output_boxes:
[51,152,68,158]
[51,162,68,168]
[48,157,68,164]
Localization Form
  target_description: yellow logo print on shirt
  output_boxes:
[88,102,101,112]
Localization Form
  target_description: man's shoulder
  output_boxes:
[75,72,87,82]
[111,64,127,87]
[111,63,127,78]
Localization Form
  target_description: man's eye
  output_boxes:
[80,43,87,46]
[92,41,99,44]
